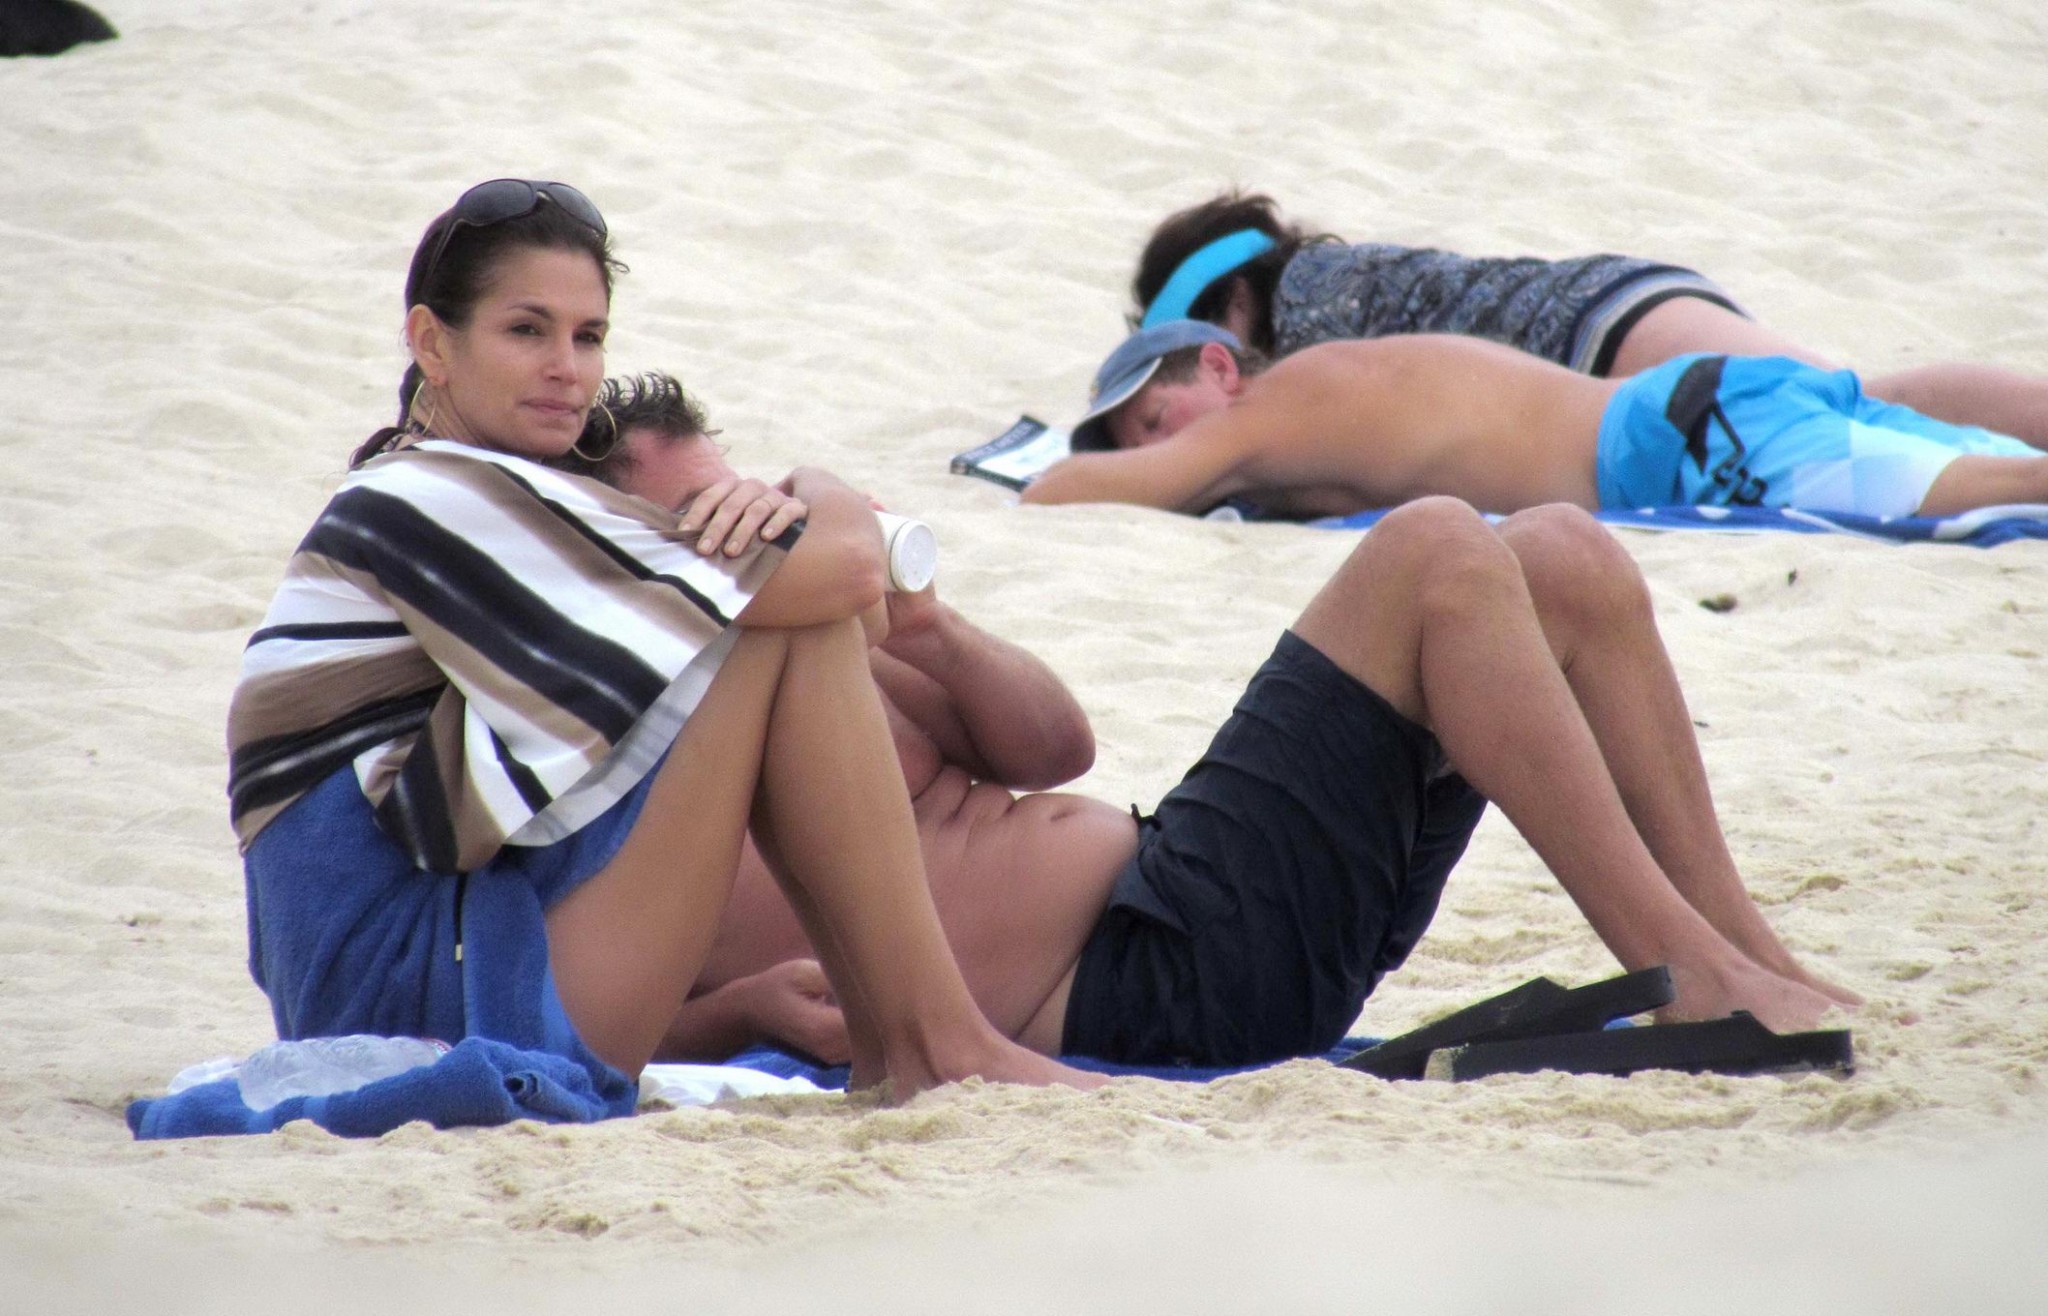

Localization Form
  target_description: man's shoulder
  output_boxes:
[1289,336,1387,366]
[1239,343,1367,416]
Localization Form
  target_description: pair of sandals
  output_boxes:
[1339,966,1853,1082]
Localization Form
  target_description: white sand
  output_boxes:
[4,0,2046,1308]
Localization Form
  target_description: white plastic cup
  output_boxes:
[874,512,937,592]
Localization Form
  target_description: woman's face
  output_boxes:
[423,245,610,460]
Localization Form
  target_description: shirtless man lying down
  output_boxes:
[1021,320,2048,523]
[569,374,1855,1067]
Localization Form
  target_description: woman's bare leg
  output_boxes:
[546,617,1101,1093]
[1295,498,1833,1032]
[1608,297,2048,447]
[746,832,885,1080]
[1605,298,1840,378]
[544,634,779,1072]
[1863,365,2048,450]
[1495,505,1858,1006]
[746,619,1100,1093]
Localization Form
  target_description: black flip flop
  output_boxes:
[1423,1011,1854,1081]
[1339,966,1677,1080]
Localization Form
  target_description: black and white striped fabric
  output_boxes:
[227,440,779,873]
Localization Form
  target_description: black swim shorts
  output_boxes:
[1062,630,1487,1067]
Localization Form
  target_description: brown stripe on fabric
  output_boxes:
[354,732,417,809]
[232,796,294,852]
[463,450,766,638]
[228,641,441,752]
[371,700,463,872]
[412,454,735,733]
[417,690,511,873]
[229,445,761,867]
[470,457,750,638]
[227,554,438,748]
[396,602,610,774]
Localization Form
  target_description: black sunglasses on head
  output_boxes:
[414,178,608,300]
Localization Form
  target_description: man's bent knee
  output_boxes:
[1361,498,1525,596]
[1497,501,1602,543]
[1296,498,1521,716]
[1358,496,1495,566]
[1377,494,1493,535]
[1498,504,1650,631]
[1498,504,1630,583]
[1314,498,1497,614]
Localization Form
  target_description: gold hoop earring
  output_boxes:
[571,398,619,461]
[408,384,441,437]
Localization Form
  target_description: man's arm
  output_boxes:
[871,587,1094,790]
[1019,413,1257,513]
[656,959,850,1064]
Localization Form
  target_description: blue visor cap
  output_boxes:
[1070,320,1242,452]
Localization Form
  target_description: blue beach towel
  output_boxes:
[126,1037,628,1140]
[130,764,646,1141]
[128,1040,1377,1140]
[1310,502,2048,546]
[719,1043,1375,1090]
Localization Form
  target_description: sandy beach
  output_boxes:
[3,0,2046,1308]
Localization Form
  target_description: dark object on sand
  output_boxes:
[1341,966,1677,1080]
[1340,966,1854,1082]
[1423,1011,1855,1081]
[0,0,118,57]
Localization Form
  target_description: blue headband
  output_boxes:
[1140,229,1278,328]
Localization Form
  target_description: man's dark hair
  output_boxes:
[552,371,717,482]
[1129,190,1328,352]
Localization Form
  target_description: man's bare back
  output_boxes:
[1026,334,1620,519]
[1033,324,2048,521]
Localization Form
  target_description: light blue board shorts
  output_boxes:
[1597,354,2035,517]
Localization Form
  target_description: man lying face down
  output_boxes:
[1021,321,2048,523]
[568,373,1856,1067]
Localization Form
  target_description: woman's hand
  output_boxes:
[677,477,807,558]
[733,468,889,628]
[740,959,850,1064]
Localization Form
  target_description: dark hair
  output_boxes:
[550,371,717,483]
[1129,190,1326,352]
[350,199,625,468]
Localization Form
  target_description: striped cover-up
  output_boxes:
[227,439,782,874]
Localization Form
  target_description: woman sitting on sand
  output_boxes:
[1131,190,2048,447]
[225,179,1087,1098]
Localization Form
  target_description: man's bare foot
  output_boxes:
[1742,951,1863,1011]
[1712,918,1865,1011]
[873,1029,1107,1101]
[1788,966,1863,1011]
[1661,957,1836,1035]
[901,1031,1114,1105]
